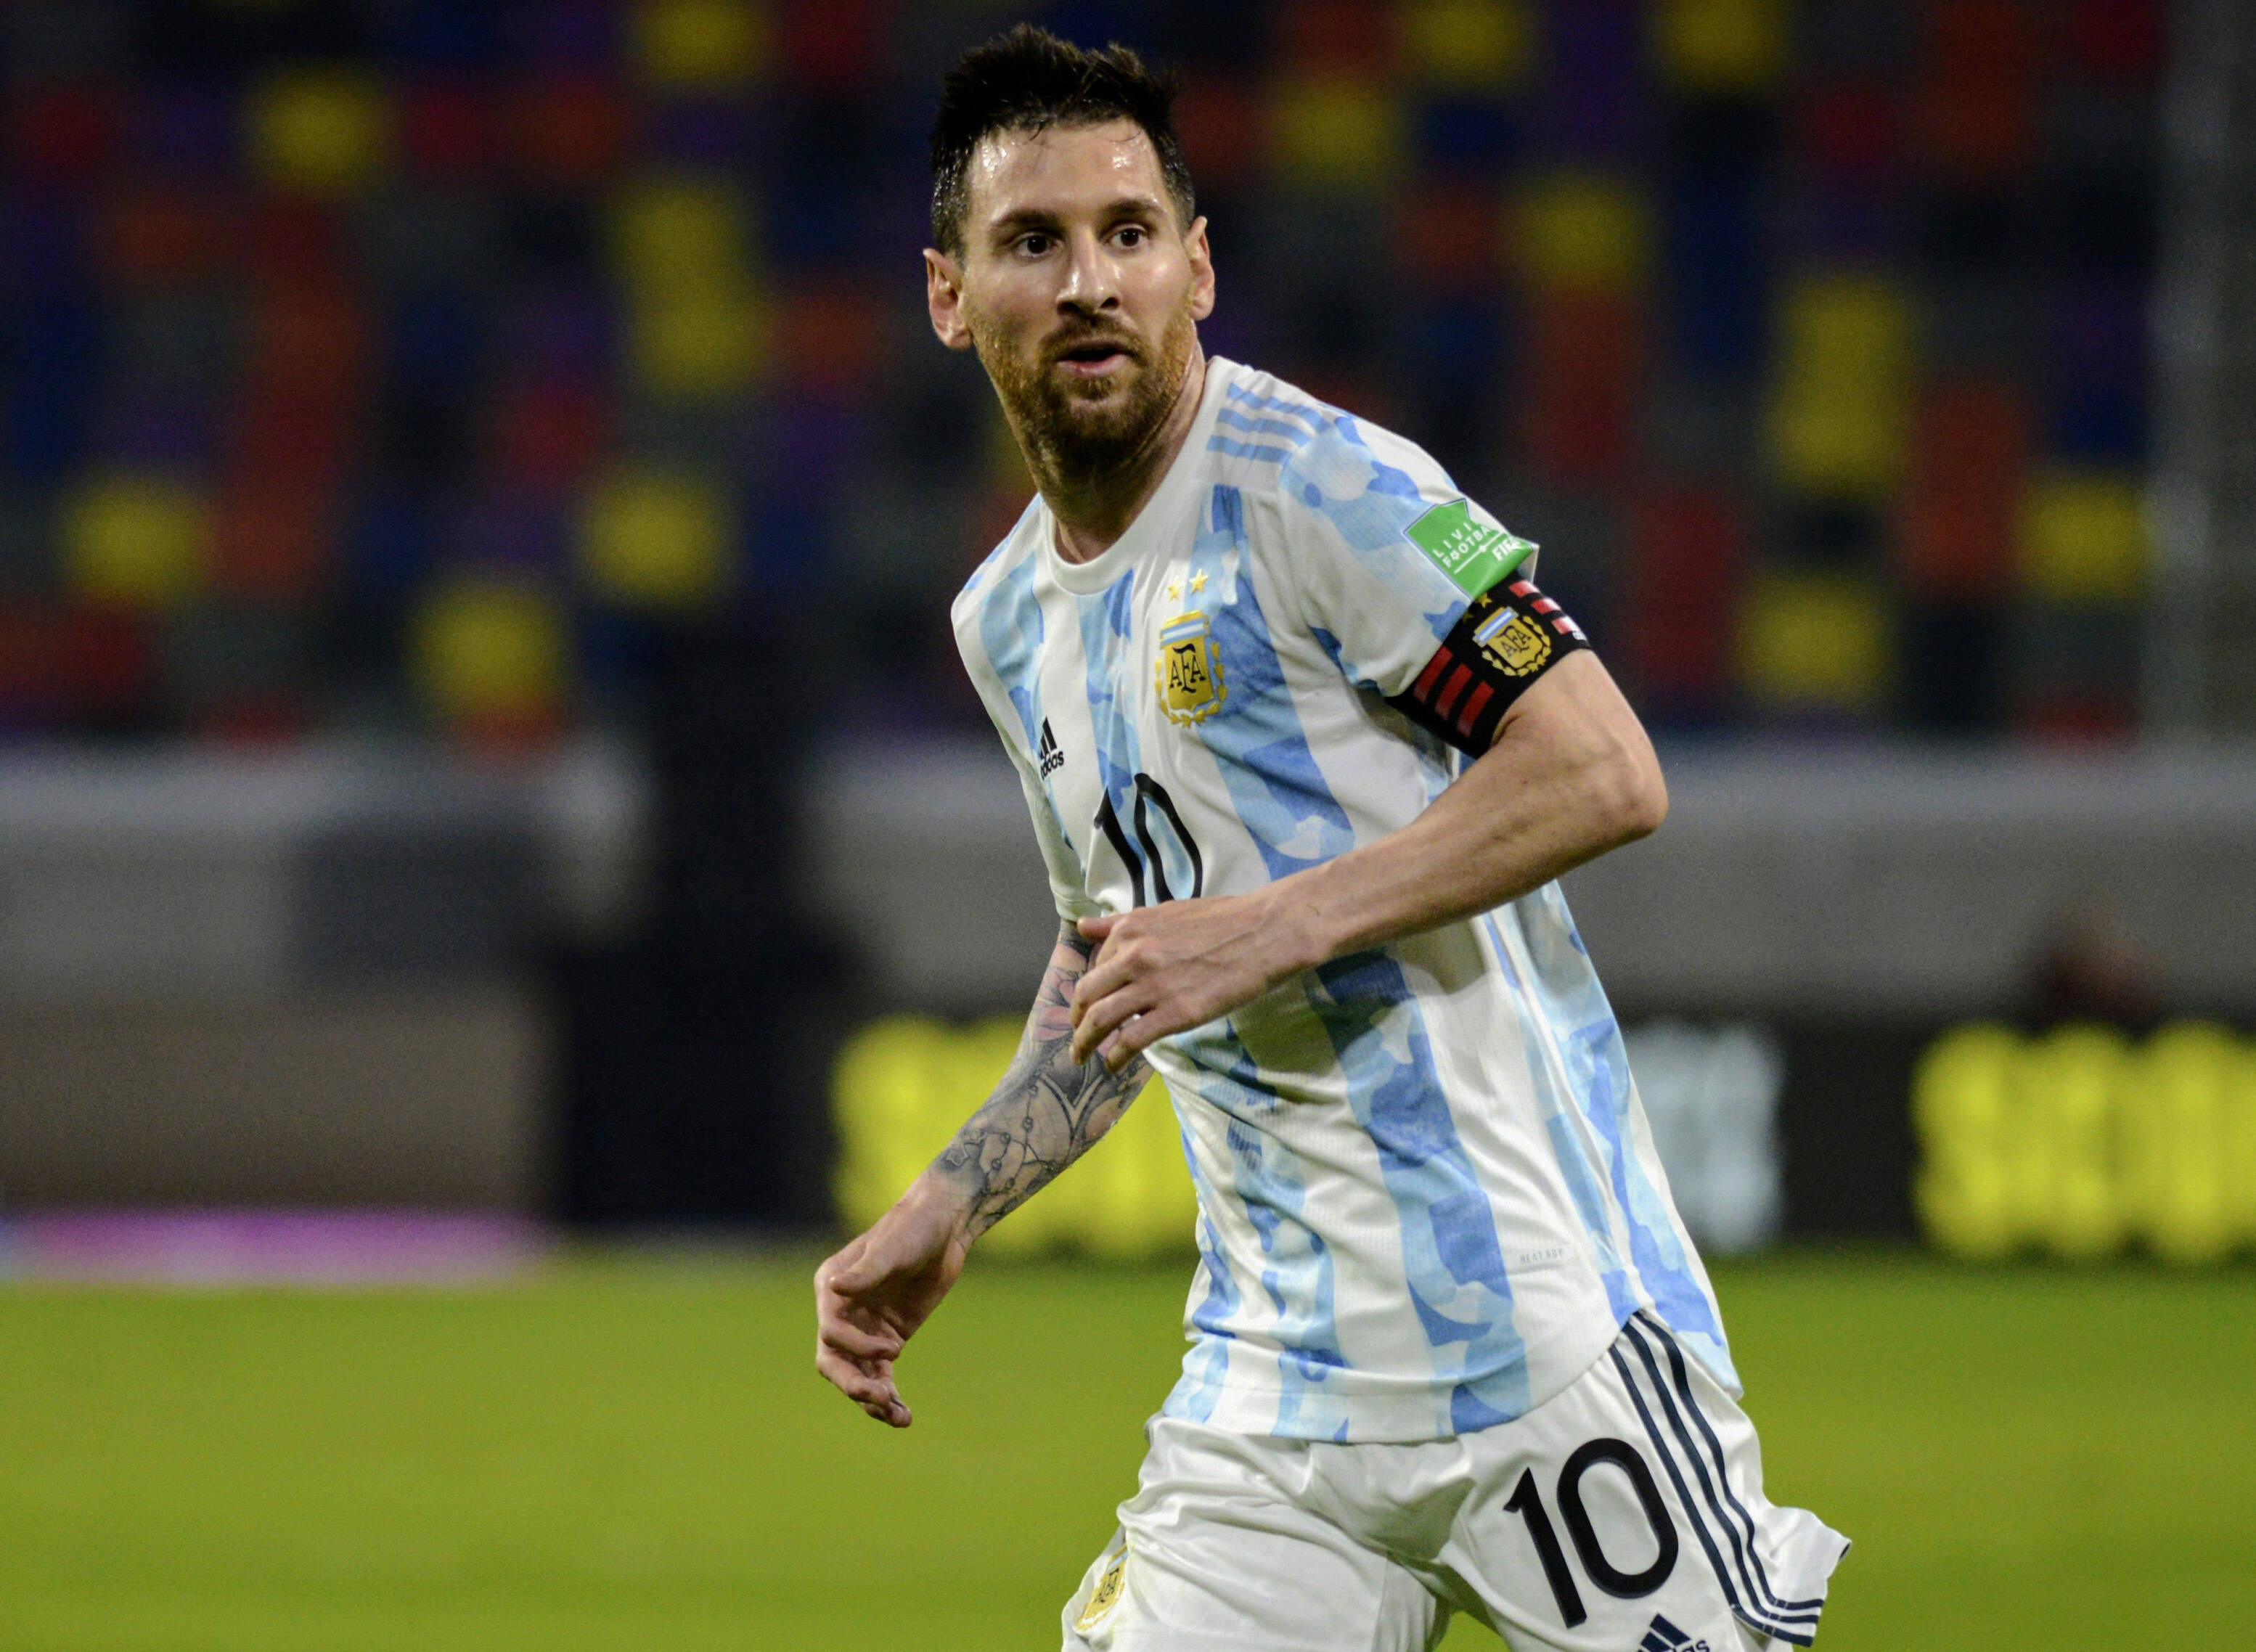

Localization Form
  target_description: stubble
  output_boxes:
[977,299,1199,491]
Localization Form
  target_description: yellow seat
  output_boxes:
[1767,274,1914,499]
[62,474,211,608]
[1516,171,1649,294]
[1654,0,1791,94]
[2019,470,2147,602]
[410,578,568,724]
[612,177,756,299]
[579,469,732,610]
[611,177,764,398]
[628,288,766,399]
[1767,379,1911,499]
[633,0,767,88]
[1401,0,1532,90]
[1267,75,1406,189]
[1776,272,1914,379]
[1738,569,1892,713]
[250,70,389,195]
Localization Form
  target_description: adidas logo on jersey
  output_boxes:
[1637,1614,1710,1652]
[1037,719,1066,777]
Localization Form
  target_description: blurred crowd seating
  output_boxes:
[0,0,2165,749]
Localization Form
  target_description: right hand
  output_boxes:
[812,1185,970,1428]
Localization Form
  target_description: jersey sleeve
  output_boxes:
[951,574,1098,925]
[1001,732,1099,923]
[1270,414,1537,701]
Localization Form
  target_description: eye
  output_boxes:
[1015,232,1054,257]
[1114,224,1146,248]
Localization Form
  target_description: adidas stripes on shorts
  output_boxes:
[1061,1314,1849,1652]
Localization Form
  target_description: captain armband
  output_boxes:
[1385,577,1591,755]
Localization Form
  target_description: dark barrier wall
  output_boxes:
[1775,1019,1924,1236]
[552,613,850,1227]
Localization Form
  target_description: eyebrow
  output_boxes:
[984,193,1169,240]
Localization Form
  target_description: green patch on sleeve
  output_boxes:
[1405,499,1537,598]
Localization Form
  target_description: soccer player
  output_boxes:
[814,26,1847,1651]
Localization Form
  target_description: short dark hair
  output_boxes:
[928,24,1196,259]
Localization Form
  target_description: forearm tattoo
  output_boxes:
[930,924,1151,1242]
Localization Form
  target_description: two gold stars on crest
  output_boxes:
[1164,571,1209,602]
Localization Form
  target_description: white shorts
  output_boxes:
[1061,1314,1848,1652]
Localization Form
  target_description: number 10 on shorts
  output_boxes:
[1503,1438,1680,1628]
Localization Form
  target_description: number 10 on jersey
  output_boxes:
[1095,774,1204,907]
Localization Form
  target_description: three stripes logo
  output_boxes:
[1638,1614,1708,1652]
[1609,1314,1828,1647]
[1037,718,1065,777]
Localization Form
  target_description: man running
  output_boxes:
[815,27,1847,1651]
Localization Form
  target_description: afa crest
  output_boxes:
[1155,610,1227,725]
[1075,1545,1129,1632]
[1472,600,1552,677]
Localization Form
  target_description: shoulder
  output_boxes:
[1203,361,1453,529]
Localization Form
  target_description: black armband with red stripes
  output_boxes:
[1386,576,1590,755]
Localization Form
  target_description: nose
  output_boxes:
[1056,227,1121,316]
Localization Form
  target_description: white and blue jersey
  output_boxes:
[952,356,1733,1444]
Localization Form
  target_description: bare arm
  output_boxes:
[813,922,1150,1426]
[1071,650,1666,1068]
[1267,649,1665,958]
[928,923,1153,1240]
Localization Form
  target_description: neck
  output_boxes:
[1037,343,1206,565]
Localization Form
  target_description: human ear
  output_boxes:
[925,248,975,351]
[1184,216,1216,322]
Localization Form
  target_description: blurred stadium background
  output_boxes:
[0,0,2249,1645]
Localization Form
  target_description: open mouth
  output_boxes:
[1055,339,1134,377]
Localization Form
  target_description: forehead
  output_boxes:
[963,118,1169,224]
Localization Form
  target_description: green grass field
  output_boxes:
[0,1251,2249,1651]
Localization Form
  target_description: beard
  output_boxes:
[976,300,1198,487]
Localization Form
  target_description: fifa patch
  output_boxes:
[1405,498,1536,599]
[1155,610,1226,725]
[1075,1545,1129,1632]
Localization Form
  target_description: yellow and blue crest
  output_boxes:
[1155,608,1227,725]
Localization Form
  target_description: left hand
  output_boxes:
[1070,893,1313,1069]
[812,1179,972,1428]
